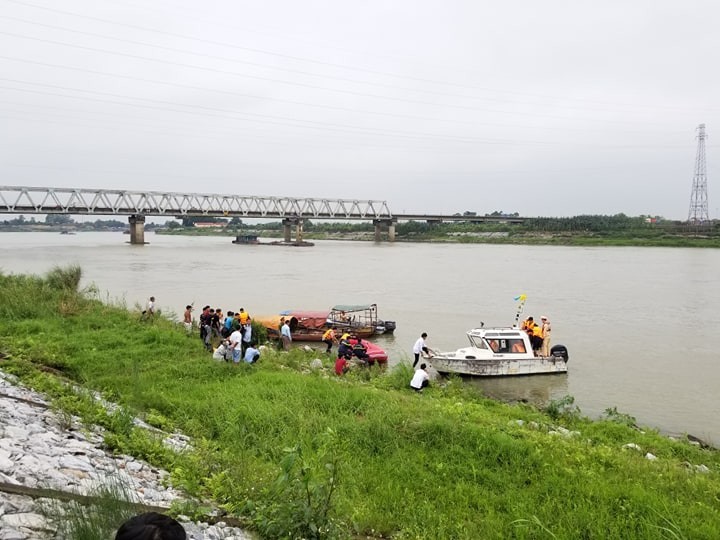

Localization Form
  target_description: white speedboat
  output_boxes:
[430,326,569,377]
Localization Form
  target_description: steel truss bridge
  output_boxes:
[0,186,526,243]
[0,186,392,220]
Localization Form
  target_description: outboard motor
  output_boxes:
[550,344,569,362]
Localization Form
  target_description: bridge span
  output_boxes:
[0,186,525,244]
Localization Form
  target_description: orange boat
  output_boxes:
[257,309,374,342]
[256,310,331,342]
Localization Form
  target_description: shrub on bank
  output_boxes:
[1,268,719,539]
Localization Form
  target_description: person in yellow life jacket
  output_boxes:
[322,327,338,354]
[238,308,250,325]
[531,323,544,355]
[338,333,352,358]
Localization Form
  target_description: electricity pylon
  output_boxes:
[688,123,709,224]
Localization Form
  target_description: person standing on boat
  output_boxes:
[412,332,432,368]
[521,316,534,331]
[540,315,552,356]
[410,363,430,392]
[322,327,338,353]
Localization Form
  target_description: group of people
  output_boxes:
[326,327,374,375]
[184,304,260,364]
[521,315,552,356]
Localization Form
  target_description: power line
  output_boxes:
[0,30,675,128]
[3,0,712,114]
[0,79,559,145]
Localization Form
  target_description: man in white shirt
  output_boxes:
[412,332,431,368]
[213,340,232,362]
[229,328,244,363]
[280,320,292,350]
[242,321,253,355]
[410,363,430,392]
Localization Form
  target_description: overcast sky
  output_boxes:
[1,0,718,219]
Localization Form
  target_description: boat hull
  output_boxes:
[430,355,568,377]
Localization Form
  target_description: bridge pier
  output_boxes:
[281,218,304,243]
[373,219,397,242]
[127,215,147,245]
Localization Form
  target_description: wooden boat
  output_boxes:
[256,310,330,341]
[326,304,396,336]
[430,325,568,377]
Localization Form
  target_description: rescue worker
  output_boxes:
[352,337,369,361]
[531,323,544,355]
[337,333,352,358]
[521,316,535,331]
[322,326,338,354]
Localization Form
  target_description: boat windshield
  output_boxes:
[469,335,489,349]
[477,337,527,353]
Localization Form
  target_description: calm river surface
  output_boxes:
[1,232,718,445]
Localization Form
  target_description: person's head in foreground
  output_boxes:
[115,512,186,540]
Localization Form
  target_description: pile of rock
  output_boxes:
[0,370,252,539]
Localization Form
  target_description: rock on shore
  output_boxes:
[0,370,253,539]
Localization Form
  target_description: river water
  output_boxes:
[1,232,718,445]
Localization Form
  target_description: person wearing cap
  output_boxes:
[540,315,552,356]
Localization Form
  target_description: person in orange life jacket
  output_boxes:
[521,316,535,331]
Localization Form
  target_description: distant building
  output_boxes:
[194,222,225,228]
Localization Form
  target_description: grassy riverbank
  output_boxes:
[1,267,719,539]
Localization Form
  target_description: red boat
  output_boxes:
[342,337,388,364]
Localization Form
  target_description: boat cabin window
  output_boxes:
[480,338,526,353]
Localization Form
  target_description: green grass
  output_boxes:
[1,267,720,539]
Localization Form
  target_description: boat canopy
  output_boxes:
[330,304,377,312]
[279,309,330,319]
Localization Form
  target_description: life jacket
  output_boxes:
[239,312,249,324]
[532,324,543,338]
[323,329,335,341]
